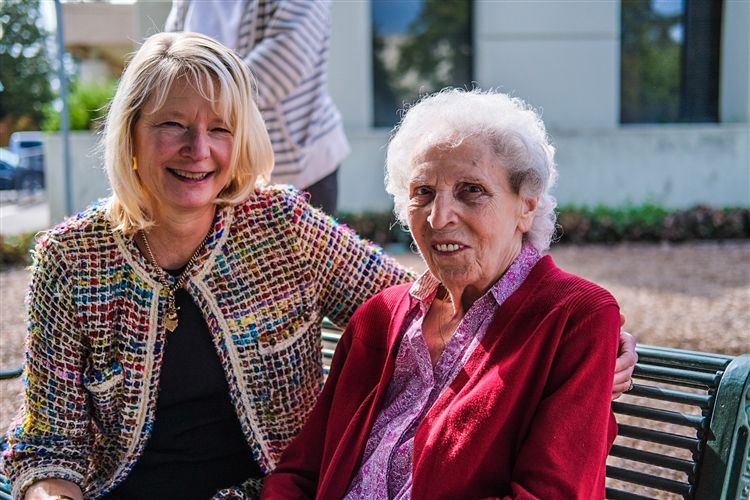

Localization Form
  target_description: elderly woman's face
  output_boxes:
[408,136,537,297]
[133,76,234,219]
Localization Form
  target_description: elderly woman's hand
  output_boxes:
[612,313,638,400]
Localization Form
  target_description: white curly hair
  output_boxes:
[385,88,559,252]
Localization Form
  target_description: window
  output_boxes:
[621,0,722,124]
[371,0,473,128]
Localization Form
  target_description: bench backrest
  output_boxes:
[322,320,750,500]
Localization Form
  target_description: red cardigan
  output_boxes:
[262,256,620,499]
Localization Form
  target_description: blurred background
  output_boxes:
[0,0,747,228]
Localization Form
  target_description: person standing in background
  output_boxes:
[166,0,350,215]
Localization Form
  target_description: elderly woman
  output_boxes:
[262,89,622,499]
[3,35,633,500]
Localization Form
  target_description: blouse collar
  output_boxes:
[408,243,542,307]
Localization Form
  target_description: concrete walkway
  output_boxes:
[0,195,51,236]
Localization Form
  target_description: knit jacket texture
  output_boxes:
[262,256,621,499]
[2,185,410,500]
[167,0,351,189]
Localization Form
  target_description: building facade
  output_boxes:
[51,0,749,221]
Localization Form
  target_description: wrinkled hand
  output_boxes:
[612,313,638,400]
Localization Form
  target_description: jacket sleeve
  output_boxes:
[506,304,620,499]
[242,1,332,109]
[2,237,93,499]
[164,0,186,32]
[288,190,414,327]
[261,316,355,499]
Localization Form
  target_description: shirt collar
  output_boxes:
[408,243,543,307]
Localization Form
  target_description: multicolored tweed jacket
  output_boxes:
[2,185,412,500]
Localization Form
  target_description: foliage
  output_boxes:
[0,0,55,130]
[371,0,472,127]
[0,231,37,269]
[42,79,117,132]
[395,0,472,96]
[340,204,750,247]
[556,204,750,244]
[620,0,683,123]
[337,211,410,248]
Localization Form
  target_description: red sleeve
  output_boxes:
[262,286,409,498]
[260,328,353,499]
[507,304,620,499]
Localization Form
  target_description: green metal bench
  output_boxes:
[2,327,748,500]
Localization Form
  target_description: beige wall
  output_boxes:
[474,1,621,130]
[331,0,749,211]
[63,2,133,74]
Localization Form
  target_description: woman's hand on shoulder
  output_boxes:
[612,313,638,400]
[22,479,83,500]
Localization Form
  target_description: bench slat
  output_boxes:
[606,465,691,496]
[617,423,701,451]
[0,368,22,381]
[609,444,696,475]
[628,384,713,407]
[321,332,342,343]
[605,487,658,500]
[636,346,734,372]
[612,401,706,429]
[634,364,723,389]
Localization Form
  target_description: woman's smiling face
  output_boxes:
[407,134,537,301]
[132,75,234,220]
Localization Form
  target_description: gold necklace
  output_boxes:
[139,229,210,332]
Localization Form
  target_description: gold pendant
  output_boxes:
[165,310,179,332]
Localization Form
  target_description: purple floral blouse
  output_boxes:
[343,244,542,499]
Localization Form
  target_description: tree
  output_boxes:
[395,0,473,97]
[620,0,683,123]
[0,0,55,141]
[371,0,472,128]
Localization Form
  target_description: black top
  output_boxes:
[105,271,262,500]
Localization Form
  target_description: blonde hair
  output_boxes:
[385,88,559,252]
[103,31,274,234]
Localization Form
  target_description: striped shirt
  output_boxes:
[167,0,351,189]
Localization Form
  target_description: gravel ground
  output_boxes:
[1,240,748,495]
[395,240,749,356]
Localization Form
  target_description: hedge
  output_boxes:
[1,204,747,269]
[555,204,749,244]
[339,204,750,247]
[0,232,37,270]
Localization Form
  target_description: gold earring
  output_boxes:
[132,157,138,171]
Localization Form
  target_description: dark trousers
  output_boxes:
[304,168,339,216]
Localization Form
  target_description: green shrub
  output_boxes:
[556,204,750,244]
[340,204,750,246]
[41,79,117,132]
[0,232,38,269]
[337,211,411,247]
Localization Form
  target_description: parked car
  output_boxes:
[0,148,21,191]
[9,131,45,189]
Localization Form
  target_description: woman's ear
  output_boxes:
[517,196,538,233]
